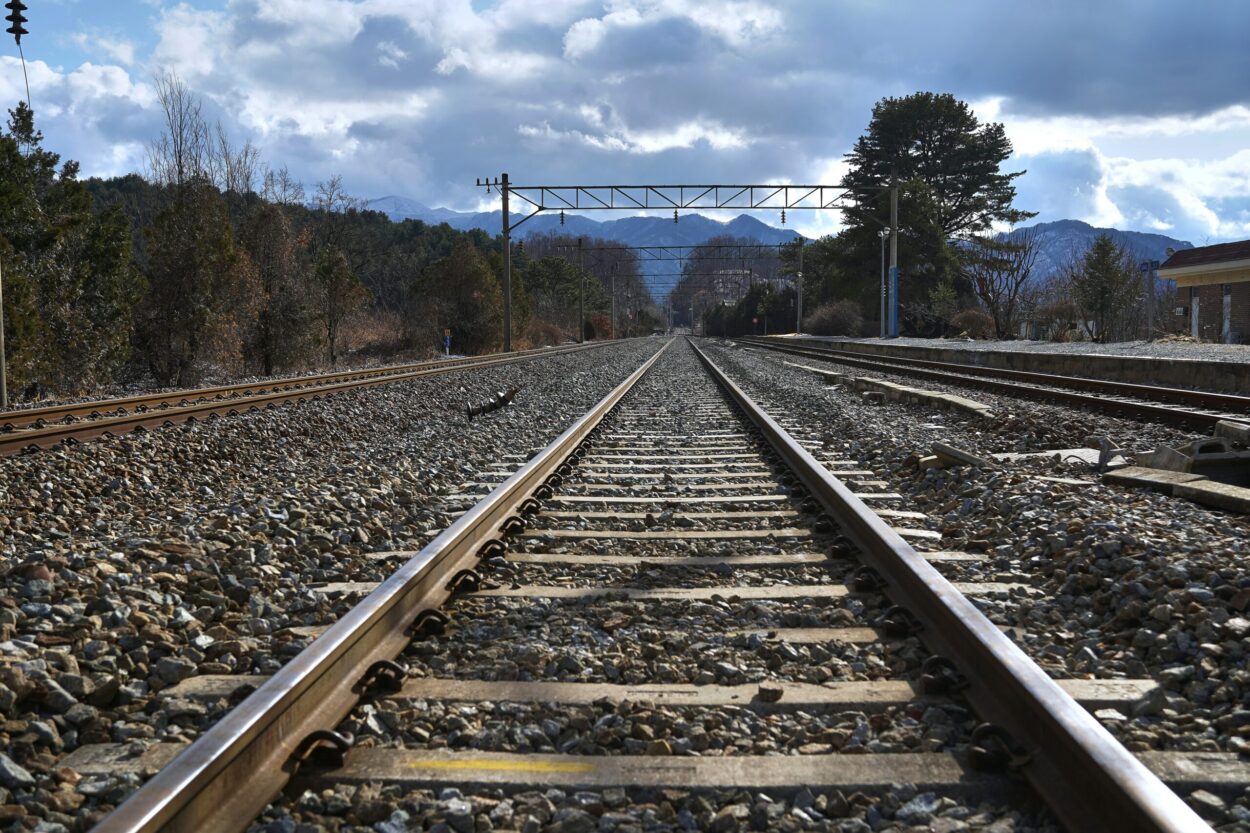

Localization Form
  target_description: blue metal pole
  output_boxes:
[888,179,899,338]
[888,265,899,338]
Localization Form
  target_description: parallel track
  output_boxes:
[0,341,614,456]
[737,337,1250,431]
[77,338,1214,833]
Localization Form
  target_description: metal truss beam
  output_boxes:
[502,184,872,217]
[474,174,897,351]
[552,243,791,264]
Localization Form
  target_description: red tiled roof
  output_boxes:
[1160,239,1250,270]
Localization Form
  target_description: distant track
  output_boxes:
[737,337,1250,430]
[0,342,615,456]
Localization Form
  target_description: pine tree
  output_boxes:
[417,240,502,354]
[1068,234,1141,343]
[137,182,259,384]
[0,104,143,394]
[241,201,312,374]
[312,244,369,367]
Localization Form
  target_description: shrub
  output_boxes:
[524,318,565,347]
[803,300,864,337]
[949,308,995,339]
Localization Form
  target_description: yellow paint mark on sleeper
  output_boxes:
[407,759,595,774]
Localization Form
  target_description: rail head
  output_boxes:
[688,337,1209,833]
[93,339,672,833]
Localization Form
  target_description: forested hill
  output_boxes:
[86,175,494,314]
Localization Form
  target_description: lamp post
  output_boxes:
[878,229,889,339]
[577,236,584,343]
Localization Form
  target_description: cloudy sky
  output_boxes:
[5,0,1249,243]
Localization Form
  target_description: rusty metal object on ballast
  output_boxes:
[467,386,521,420]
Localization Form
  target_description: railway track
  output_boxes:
[736,337,1250,432]
[0,342,612,456]
[66,338,1229,832]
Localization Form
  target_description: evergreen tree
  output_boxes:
[416,240,503,354]
[311,244,369,367]
[835,92,1034,331]
[1068,234,1141,343]
[843,92,1032,237]
[0,104,143,394]
[137,181,259,384]
[241,201,312,374]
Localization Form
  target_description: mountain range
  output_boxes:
[1002,219,1193,277]
[364,196,801,247]
[365,197,1194,295]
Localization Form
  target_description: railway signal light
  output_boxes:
[5,0,27,44]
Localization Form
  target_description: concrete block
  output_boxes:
[1138,445,1194,473]
[1214,420,1250,445]
[862,391,885,404]
[918,455,943,469]
[1102,466,1208,495]
[1173,481,1250,515]
[932,442,994,468]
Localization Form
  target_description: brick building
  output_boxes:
[1159,239,1250,344]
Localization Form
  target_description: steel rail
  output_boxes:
[0,342,611,431]
[689,338,1210,833]
[738,338,1248,430]
[92,338,672,833]
[740,337,1250,413]
[0,341,619,456]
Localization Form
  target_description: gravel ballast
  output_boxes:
[701,339,1250,829]
[0,339,664,829]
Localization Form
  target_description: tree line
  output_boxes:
[0,74,660,399]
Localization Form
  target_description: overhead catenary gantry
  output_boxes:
[474,177,899,350]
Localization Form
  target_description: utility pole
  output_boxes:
[577,236,585,343]
[0,256,7,409]
[879,229,889,338]
[501,173,512,351]
[795,239,804,334]
[1141,260,1159,342]
[888,176,899,338]
[610,263,617,340]
[2,0,30,408]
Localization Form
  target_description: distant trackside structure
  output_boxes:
[1159,239,1250,344]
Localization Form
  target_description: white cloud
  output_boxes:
[977,97,1250,241]
[72,33,137,65]
[976,97,1250,157]
[563,0,782,59]
[377,40,408,70]
[152,3,230,79]
[518,110,751,154]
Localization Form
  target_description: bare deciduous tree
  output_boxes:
[262,165,305,206]
[147,70,211,187]
[213,122,261,195]
[960,228,1041,338]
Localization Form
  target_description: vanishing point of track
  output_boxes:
[78,338,1213,833]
